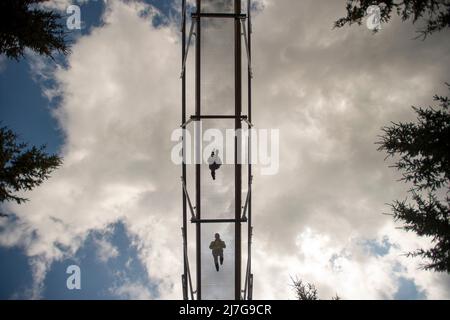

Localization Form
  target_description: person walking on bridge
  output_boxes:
[207,149,222,180]
[209,233,226,272]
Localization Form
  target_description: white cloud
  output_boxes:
[94,237,119,263]
[252,223,444,299]
[39,0,89,11]
[1,0,449,300]
[109,280,153,300]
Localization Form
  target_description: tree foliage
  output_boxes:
[291,277,342,300]
[0,126,62,208]
[0,0,70,60]
[377,85,450,273]
[291,277,319,300]
[335,0,450,38]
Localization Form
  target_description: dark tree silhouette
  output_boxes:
[291,277,318,300]
[332,294,341,300]
[291,277,342,300]
[0,126,62,212]
[335,0,450,38]
[0,0,70,60]
[0,1,67,216]
[377,86,450,273]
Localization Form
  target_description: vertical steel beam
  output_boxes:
[181,0,188,301]
[195,0,202,301]
[234,0,242,300]
[247,0,253,300]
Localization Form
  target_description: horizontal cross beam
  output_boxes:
[191,13,247,19]
[180,115,253,128]
[191,218,248,224]
[191,115,247,120]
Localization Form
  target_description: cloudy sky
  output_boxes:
[0,0,449,300]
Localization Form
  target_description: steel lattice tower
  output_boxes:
[180,0,253,300]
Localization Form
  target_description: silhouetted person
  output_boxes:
[207,149,222,180]
[209,233,226,272]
